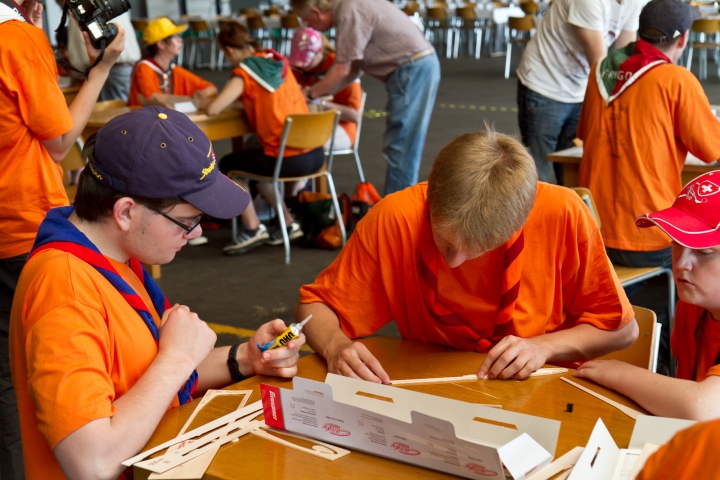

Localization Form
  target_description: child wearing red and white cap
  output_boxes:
[575,171,720,421]
[289,27,362,152]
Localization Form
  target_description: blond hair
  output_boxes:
[290,0,333,16]
[427,126,538,252]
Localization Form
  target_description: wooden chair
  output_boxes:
[246,15,272,50]
[505,15,535,79]
[92,99,127,112]
[453,5,492,59]
[326,91,367,183]
[597,306,661,372]
[280,14,300,55]
[519,1,539,16]
[227,110,346,264]
[571,187,676,374]
[188,18,217,70]
[130,18,149,40]
[686,18,720,80]
[426,6,455,59]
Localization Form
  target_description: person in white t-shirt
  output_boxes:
[516,0,644,184]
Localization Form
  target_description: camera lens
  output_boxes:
[104,0,131,18]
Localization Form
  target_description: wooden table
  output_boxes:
[547,145,719,187]
[82,107,252,142]
[134,337,645,480]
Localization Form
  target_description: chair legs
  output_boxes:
[353,151,366,183]
[475,28,482,59]
[504,42,512,79]
[272,181,291,264]
[324,172,347,248]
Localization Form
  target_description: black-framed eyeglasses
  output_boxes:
[152,209,203,234]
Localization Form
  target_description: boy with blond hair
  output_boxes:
[295,127,638,383]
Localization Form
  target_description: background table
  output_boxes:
[134,336,645,480]
[548,145,719,187]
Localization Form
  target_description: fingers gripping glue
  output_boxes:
[257,315,312,352]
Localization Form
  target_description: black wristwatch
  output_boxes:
[227,344,245,383]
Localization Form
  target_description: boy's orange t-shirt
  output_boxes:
[10,250,176,479]
[0,21,72,259]
[578,64,720,252]
[671,301,720,382]
[128,61,215,106]
[233,54,311,158]
[299,182,633,350]
[636,419,720,480]
[292,52,363,145]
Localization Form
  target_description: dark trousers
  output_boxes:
[0,253,27,480]
[517,81,582,185]
[219,147,325,178]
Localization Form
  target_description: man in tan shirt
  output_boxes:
[291,0,441,195]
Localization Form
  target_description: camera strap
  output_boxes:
[55,2,106,79]
[0,0,31,24]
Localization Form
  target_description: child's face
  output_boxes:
[673,242,720,310]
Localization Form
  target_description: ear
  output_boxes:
[678,30,689,49]
[113,197,138,232]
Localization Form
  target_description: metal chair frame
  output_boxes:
[326,91,367,183]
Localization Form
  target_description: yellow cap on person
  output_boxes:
[143,17,188,46]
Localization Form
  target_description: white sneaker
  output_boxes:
[267,222,304,246]
[224,224,269,255]
[187,236,208,246]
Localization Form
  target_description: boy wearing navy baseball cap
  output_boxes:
[575,171,720,422]
[9,107,305,479]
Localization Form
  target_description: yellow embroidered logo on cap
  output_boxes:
[200,143,216,180]
[88,162,103,180]
[158,113,168,120]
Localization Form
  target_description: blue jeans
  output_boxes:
[517,81,582,185]
[99,64,133,102]
[383,53,441,196]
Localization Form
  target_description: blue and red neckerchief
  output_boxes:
[30,206,197,405]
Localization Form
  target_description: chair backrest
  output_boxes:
[596,306,659,370]
[281,13,300,29]
[218,18,239,31]
[282,110,340,150]
[692,18,720,35]
[241,7,259,16]
[520,1,538,14]
[570,187,602,230]
[246,15,265,30]
[457,6,477,21]
[189,19,210,32]
[427,7,447,19]
[508,15,534,32]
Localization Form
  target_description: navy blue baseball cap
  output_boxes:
[639,0,701,44]
[90,106,250,219]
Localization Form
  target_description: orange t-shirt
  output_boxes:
[299,183,633,350]
[128,60,215,106]
[671,301,720,382]
[10,249,176,480]
[292,53,363,144]
[636,419,720,480]
[578,63,720,251]
[0,20,72,259]
[233,53,310,158]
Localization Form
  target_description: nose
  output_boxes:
[187,224,203,239]
[673,246,693,272]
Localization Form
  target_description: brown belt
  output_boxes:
[410,48,435,61]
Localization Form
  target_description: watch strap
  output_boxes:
[227,344,245,383]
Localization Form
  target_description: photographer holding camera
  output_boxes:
[0,0,124,477]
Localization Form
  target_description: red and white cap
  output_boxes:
[636,170,720,248]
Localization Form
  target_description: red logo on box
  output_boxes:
[322,424,351,436]
[391,443,421,456]
[260,384,285,430]
[464,463,499,476]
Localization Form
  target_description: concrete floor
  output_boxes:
[157,53,720,357]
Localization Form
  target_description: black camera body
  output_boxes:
[66,0,131,49]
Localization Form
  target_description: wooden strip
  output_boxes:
[135,420,264,474]
[148,390,253,480]
[389,368,568,385]
[526,446,584,480]
[560,378,640,420]
[250,427,351,461]
[121,401,262,466]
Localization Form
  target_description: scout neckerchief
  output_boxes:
[0,0,31,25]
[138,57,174,94]
[29,206,198,405]
[418,214,525,353]
[238,49,290,93]
[596,39,671,105]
